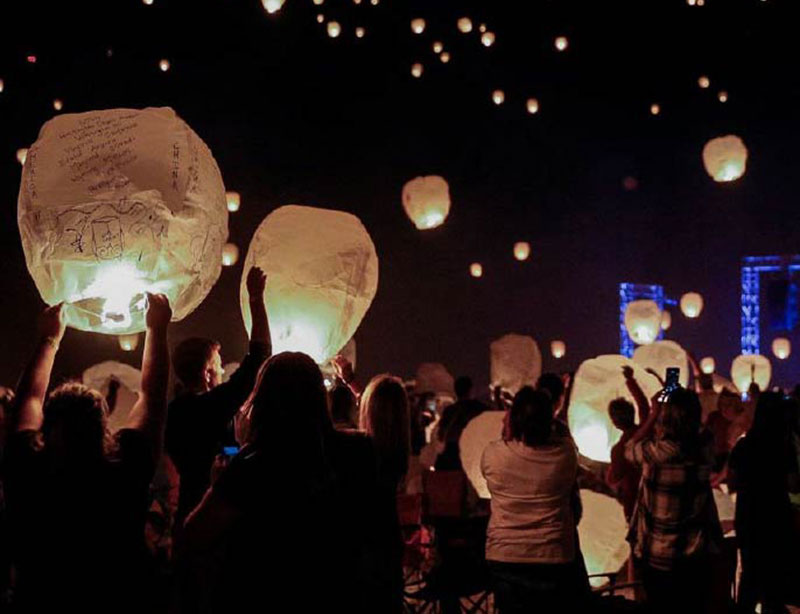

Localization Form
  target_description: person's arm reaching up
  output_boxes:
[247,267,270,351]
[13,303,66,433]
[126,293,171,462]
[622,366,650,423]
[332,354,363,398]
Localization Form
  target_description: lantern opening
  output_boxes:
[72,261,151,330]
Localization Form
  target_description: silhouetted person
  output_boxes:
[435,376,486,471]
[329,382,358,430]
[3,296,171,613]
[166,267,270,529]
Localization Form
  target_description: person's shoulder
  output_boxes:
[4,429,44,461]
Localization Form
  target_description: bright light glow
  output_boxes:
[159,59,170,72]
[481,31,495,47]
[313,0,324,4]
[660,310,671,330]
[440,52,451,63]
[555,36,569,51]
[718,90,728,103]
[17,148,27,165]
[411,62,423,78]
[551,340,566,359]
[513,241,530,261]
[222,243,239,267]
[402,175,450,229]
[574,423,610,462]
[75,262,152,330]
[355,27,365,38]
[53,99,63,111]
[433,41,443,54]
[624,299,661,345]
[731,354,771,392]
[698,75,710,89]
[118,334,139,352]
[702,135,748,183]
[316,14,324,23]
[411,18,426,34]
[0,78,4,93]
[226,191,241,212]
[526,98,539,114]
[700,357,715,374]
[479,24,487,33]
[492,89,505,105]
[457,17,473,33]
[327,21,341,38]
[262,0,285,13]
[353,0,361,4]
[370,0,378,5]
[470,263,483,278]
[772,337,791,360]
[650,103,660,115]
[680,292,704,318]
[143,0,154,4]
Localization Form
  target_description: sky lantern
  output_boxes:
[660,310,671,330]
[624,299,662,345]
[568,355,660,462]
[460,411,505,499]
[370,0,378,5]
[772,337,791,359]
[355,27,365,38]
[481,31,496,47]
[327,21,342,38]
[731,354,771,392]
[633,340,690,387]
[226,191,241,212]
[457,17,473,33]
[700,357,715,374]
[261,0,285,14]
[513,241,530,261]
[411,18,426,34]
[241,205,378,364]
[316,14,324,23]
[702,135,748,182]
[650,103,660,115]
[718,90,728,103]
[680,292,704,318]
[551,340,566,359]
[411,63,423,78]
[526,98,539,114]
[432,41,443,53]
[470,263,483,278]
[401,175,451,230]
[313,0,324,4]
[492,89,505,105]
[16,148,27,165]
[698,75,710,88]
[0,78,4,93]
[17,107,228,334]
[221,243,239,267]
[440,52,451,63]
[555,36,569,51]
[159,59,170,72]
[118,333,140,352]
[53,99,63,111]
[491,334,542,395]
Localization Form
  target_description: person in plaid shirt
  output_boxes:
[625,386,723,614]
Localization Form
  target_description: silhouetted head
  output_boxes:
[454,376,473,400]
[329,383,358,429]
[360,374,411,482]
[173,337,223,393]
[537,373,565,409]
[508,386,554,447]
[658,387,701,450]
[750,390,791,443]
[43,382,112,465]
[608,397,635,431]
[698,373,713,391]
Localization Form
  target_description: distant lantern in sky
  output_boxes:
[327,21,342,37]
[222,243,239,267]
[702,135,747,182]
[370,0,378,5]
[526,98,540,114]
[650,103,660,115]
[355,27,365,38]
[700,357,715,374]
[622,176,639,191]
[481,31,496,47]
[143,0,154,5]
[27,55,37,64]
[513,241,530,261]
[470,263,483,278]
[698,75,710,89]
[624,299,662,345]
[159,59,170,72]
[555,36,569,51]
[433,41,443,53]
[458,17,473,33]
[551,340,566,359]
[402,175,451,230]
[731,354,771,393]
[118,334,140,352]
[680,292,704,318]
[660,310,671,330]
[16,148,28,165]
[772,337,791,359]
[313,0,324,4]
[440,52,451,63]
[718,90,728,103]
[411,18,426,34]
[316,14,324,23]
[479,23,487,33]
[261,0,285,13]
[0,78,5,93]
[411,62,423,78]
[53,99,63,111]
[492,89,505,105]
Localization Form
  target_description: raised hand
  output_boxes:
[332,354,355,384]
[39,303,66,345]
[146,293,172,330]
[246,266,267,300]
[621,366,634,380]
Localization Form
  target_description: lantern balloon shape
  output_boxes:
[410,18,426,34]
[633,340,690,387]
[554,36,569,51]
[327,21,341,38]
[551,340,566,359]
[680,292,704,318]
[577,491,630,585]
[624,299,662,345]
[416,362,455,398]
[470,263,483,278]
[118,333,139,352]
[226,191,241,212]
[702,135,747,182]
[772,337,791,360]
[221,243,239,267]
[526,98,539,114]
[660,310,671,330]
[261,0,285,14]
[83,361,141,433]
[16,148,27,165]
[490,334,542,395]
[568,355,660,462]
[481,31,495,47]
[460,411,505,499]
[411,63,424,78]
[457,17,473,33]
[240,205,378,364]
[402,175,451,230]
[730,354,771,393]
[513,241,530,261]
[700,357,716,374]
[17,107,228,334]
[432,41,443,54]
[492,89,505,105]
[440,52,451,64]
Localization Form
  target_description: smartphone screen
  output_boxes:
[222,446,239,457]
[658,367,681,402]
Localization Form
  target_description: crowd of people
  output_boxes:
[0,267,799,613]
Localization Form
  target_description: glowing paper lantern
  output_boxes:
[470,263,483,278]
[416,362,455,397]
[680,292,704,318]
[432,41,443,54]
[370,0,378,5]
[440,52,451,64]
[490,334,542,395]
[410,18,426,34]
[355,27,365,38]
[402,175,450,230]
[159,59,170,72]
[568,355,660,462]
[16,148,27,165]
[53,99,63,111]
[702,135,747,182]
[457,17,473,33]
[118,333,140,352]
[313,0,324,4]
[18,107,228,334]
[718,91,728,103]
[411,63,424,78]
[660,310,671,330]
[327,21,341,38]
[261,0,285,14]
[632,340,690,387]
[554,36,569,51]
[772,337,791,359]
[460,410,505,498]
[513,241,530,261]
[0,78,5,93]
[526,98,539,114]
[731,354,771,392]
[83,361,141,433]
[577,491,630,585]
[698,75,710,89]
[479,24,487,33]
[492,89,505,105]
[551,340,566,359]
[700,357,715,374]
[316,14,324,23]
[222,243,239,267]
[143,0,154,5]
[240,205,378,364]
[624,299,662,345]
[226,191,241,212]
[481,32,495,47]
[650,103,660,116]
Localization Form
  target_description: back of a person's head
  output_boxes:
[43,382,111,465]
[509,386,554,447]
[660,387,701,450]
[536,373,565,405]
[360,374,411,478]
[608,397,635,431]
[329,384,358,428]
[454,375,473,400]
[751,390,790,442]
[698,373,713,391]
[172,337,220,390]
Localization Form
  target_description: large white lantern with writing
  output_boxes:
[730,354,771,393]
[17,107,228,334]
[633,340,689,387]
[240,205,378,364]
[402,175,451,230]
[624,299,661,345]
[703,135,747,182]
[490,334,542,395]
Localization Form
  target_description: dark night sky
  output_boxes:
[1,0,798,394]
